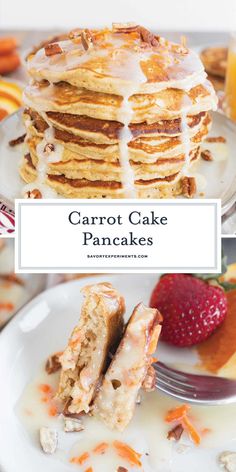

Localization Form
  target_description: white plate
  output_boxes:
[1,274,236,472]
[0,110,236,215]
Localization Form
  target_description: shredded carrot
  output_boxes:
[0,302,14,311]
[182,415,201,445]
[113,441,142,467]
[165,404,190,423]
[85,468,93,472]
[38,384,53,395]
[41,396,49,403]
[151,357,158,363]
[93,442,109,454]
[48,405,58,417]
[70,452,90,465]
[201,427,211,435]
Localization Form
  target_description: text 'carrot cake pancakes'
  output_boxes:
[93,303,162,431]
[57,282,125,415]
[21,24,218,198]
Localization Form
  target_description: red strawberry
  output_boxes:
[150,274,227,347]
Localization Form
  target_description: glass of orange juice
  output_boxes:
[225,33,236,122]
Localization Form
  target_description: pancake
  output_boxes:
[57,282,125,415]
[93,303,162,431]
[27,29,208,95]
[21,24,218,199]
[24,80,216,123]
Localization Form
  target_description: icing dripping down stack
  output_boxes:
[21,24,217,198]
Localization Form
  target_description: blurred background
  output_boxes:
[0,0,236,31]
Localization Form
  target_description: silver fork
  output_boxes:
[154,362,236,405]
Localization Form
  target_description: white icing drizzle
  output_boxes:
[180,110,192,177]
[23,113,63,198]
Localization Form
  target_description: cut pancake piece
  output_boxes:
[92,303,162,431]
[57,283,125,414]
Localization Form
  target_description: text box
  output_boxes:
[15,199,221,273]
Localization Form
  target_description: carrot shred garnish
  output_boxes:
[93,442,109,454]
[201,427,211,435]
[182,416,201,445]
[0,302,14,311]
[38,384,53,395]
[70,452,90,465]
[113,440,142,467]
[85,468,93,472]
[41,396,49,403]
[165,404,190,422]
[48,405,57,417]
[151,357,158,363]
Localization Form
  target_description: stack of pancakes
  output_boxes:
[21,25,217,198]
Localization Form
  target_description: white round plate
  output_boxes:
[0,274,236,472]
[0,110,235,215]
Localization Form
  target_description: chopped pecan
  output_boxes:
[205,136,226,143]
[69,28,82,40]
[167,424,184,441]
[117,468,128,472]
[219,451,236,472]
[142,365,156,392]
[201,149,213,161]
[39,427,58,454]
[45,353,62,375]
[182,176,196,198]
[24,189,42,199]
[81,29,94,51]
[138,26,160,46]
[64,417,84,432]
[112,22,139,33]
[45,43,63,57]
[9,134,26,147]
[44,143,55,154]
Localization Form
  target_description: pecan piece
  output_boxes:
[142,365,156,392]
[112,22,139,33]
[117,468,128,472]
[167,424,184,441]
[205,136,226,143]
[9,134,26,147]
[138,26,160,46]
[81,29,94,51]
[45,43,63,57]
[45,353,62,375]
[64,417,84,433]
[201,149,213,161]
[44,143,55,154]
[69,28,82,40]
[39,427,58,454]
[24,189,42,199]
[219,451,236,472]
[182,176,196,198]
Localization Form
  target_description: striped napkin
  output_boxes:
[0,201,15,235]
